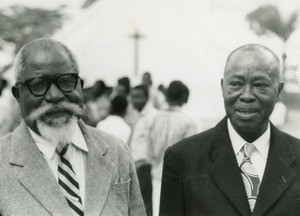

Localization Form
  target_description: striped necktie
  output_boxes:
[58,144,84,216]
[239,143,260,212]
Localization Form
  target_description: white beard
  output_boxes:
[36,116,78,152]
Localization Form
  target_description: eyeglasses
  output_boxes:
[15,73,80,96]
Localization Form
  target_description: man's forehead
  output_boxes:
[229,49,272,63]
[225,68,275,79]
[225,50,279,76]
[25,48,69,65]
[226,63,273,74]
[19,49,75,80]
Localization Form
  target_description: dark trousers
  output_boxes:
[137,164,153,216]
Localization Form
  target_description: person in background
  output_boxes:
[0,38,146,216]
[0,78,7,96]
[159,44,300,216]
[150,80,197,216]
[181,83,203,132]
[114,76,138,128]
[157,84,167,98]
[142,72,166,110]
[82,80,112,127]
[97,95,131,143]
[130,85,158,216]
[116,77,131,98]
[0,78,22,136]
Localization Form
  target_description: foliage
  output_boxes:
[0,5,66,54]
[82,0,99,9]
[246,5,298,41]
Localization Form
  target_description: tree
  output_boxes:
[0,5,66,54]
[246,5,298,41]
[82,0,99,9]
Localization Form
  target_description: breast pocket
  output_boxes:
[111,180,130,194]
[108,177,130,216]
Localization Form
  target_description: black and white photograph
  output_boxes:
[0,0,300,215]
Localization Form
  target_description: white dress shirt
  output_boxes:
[29,124,88,206]
[150,106,197,181]
[96,115,131,143]
[227,119,270,181]
[129,102,158,162]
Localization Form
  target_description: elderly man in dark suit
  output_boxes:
[0,38,146,216]
[159,44,300,216]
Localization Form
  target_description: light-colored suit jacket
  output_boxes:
[0,120,146,216]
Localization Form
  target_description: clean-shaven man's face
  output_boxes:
[222,48,283,141]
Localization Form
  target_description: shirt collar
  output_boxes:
[227,119,270,159]
[28,124,88,160]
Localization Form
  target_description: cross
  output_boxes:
[130,30,144,76]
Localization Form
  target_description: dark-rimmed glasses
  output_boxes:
[15,73,80,96]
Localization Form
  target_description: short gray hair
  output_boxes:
[224,43,282,81]
[14,38,79,82]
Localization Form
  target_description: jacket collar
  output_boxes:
[9,119,114,215]
[209,117,296,216]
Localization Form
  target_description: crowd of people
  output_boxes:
[81,71,199,216]
[0,38,300,216]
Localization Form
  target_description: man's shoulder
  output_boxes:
[160,126,219,172]
[272,126,300,149]
[280,130,300,143]
[0,132,14,163]
[83,124,132,157]
[169,126,218,156]
[83,124,135,174]
[0,132,13,147]
[84,123,125,144]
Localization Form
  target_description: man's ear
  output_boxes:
[221,79,226,98]
[278,81,284,93]
[12,86,20,102]
[80,79,84,88]
[277,81,284,101]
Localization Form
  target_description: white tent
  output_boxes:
[52,0,267,127]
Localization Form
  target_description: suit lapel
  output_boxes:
[79,121,114,216]
[209,118,251,216]
[252,125,296,216]
[10,121,73,216]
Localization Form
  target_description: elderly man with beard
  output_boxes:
[0,38,146,216]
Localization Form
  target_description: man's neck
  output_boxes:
[231,123,269,143]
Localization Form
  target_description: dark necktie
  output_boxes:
[239,143,260,212]
[58,144,84,216]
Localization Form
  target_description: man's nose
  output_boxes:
[44,83,64,103]
[239,85,255,103]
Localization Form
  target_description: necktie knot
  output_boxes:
[57,143,69,157]
[243,143,255,158]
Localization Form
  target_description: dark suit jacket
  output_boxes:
[159,117,300,216]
